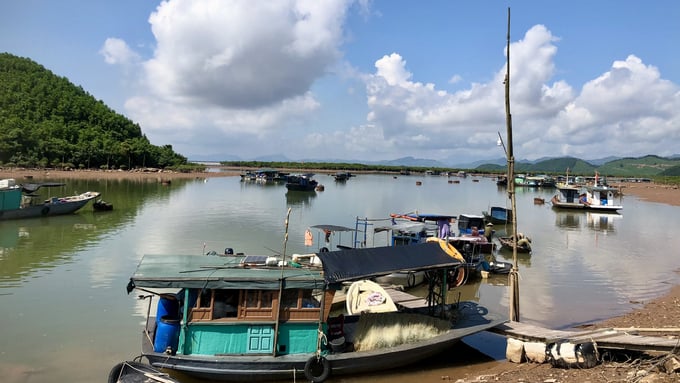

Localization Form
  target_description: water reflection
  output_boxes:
[495,250,532,267]
[0,214,101,286]
[554,210,621,233]
[285,190,317,207]
[554,211,583,230]
[586,212,621,233]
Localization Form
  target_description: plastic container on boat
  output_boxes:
[156,295,179,323]
[154,316,180,353]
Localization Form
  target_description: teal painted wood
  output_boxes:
[0,187,22,210]
[275,322,318,354]
[184,323,251,355]
[247,325,274,353]
[180,322,319,356]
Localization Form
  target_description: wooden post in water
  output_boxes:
[504,8,521,322]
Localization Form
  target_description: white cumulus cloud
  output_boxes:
[99,38,140,65]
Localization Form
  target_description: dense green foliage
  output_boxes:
[0,53,188,170]
[596,155,680,177]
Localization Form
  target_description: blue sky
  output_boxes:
[1,1,679,164]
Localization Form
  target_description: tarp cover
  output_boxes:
[317,242,463,283]
[129,254,325,291]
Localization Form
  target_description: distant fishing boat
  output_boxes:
[551,174,622,213]
[0,178,99,221]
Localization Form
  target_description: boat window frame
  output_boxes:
[188,287,328,323]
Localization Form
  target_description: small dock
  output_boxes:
[491,321,680,355]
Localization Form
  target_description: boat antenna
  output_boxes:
[504,7,521,322]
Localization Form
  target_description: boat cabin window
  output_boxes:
[188,288,324,322]
[213,290,239,319]
[198,289,212,308]
[281,290,299,308]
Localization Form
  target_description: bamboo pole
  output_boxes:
[504,7,521,322]
[272,207,292,356]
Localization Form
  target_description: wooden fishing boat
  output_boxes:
[108,360,180,383]
[93,199,114,211]
[482,206,512,225]
[498,235,532,254]
[0,178,99,221]
[285,173,318,191]
[125,242,505,382]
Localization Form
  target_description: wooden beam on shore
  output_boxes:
[491,321,680,355]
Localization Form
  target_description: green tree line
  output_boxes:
[0,53,190,170]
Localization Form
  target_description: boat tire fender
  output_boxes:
[41,206,49,216]
[108,362,125,383]
[320,247,329,252]
[304,355,331,383]
[407,271,416,288]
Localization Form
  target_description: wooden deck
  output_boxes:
[491,321,680,354]
[382,286,429,309]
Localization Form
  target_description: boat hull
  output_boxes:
[143,302,505,382]
[0,192,99,220]
[551,200,622,213]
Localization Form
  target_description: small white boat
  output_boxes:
[551,183,622,212]
[345,279,398,315]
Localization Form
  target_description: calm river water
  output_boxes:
[1,172,679,383]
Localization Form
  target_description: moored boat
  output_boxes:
[457,214,486,236]
[285,174,318,191]
[482,206,512,225]
[551,179,622,213]
[93,199,114,211]
[0,178,99,220]
[108,360,180,383]
[332,172,354,181]
[125,242,505,382]
[497,234,532,254]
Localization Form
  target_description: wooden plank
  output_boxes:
[595,334,680,353]
[491,321,680,354]
[383,287,428,308]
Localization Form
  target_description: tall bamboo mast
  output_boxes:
[504,7,520,322]
[272,207,293,356]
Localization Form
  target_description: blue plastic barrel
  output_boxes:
[154,316,180,353]
[156,295,179,323]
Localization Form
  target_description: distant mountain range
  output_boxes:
[195,154,680,178]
